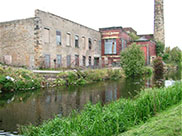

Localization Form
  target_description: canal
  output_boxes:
[0,70,181,133]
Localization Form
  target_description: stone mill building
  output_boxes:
[0,7,160,69]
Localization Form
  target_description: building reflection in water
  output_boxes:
[0,78,150,132]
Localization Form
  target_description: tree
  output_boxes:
[120,43,145,77]
[156,41,165,57]
[170,47,181,64]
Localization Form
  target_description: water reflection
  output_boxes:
[0,70,179,132]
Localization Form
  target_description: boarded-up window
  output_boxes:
[67,55,71,67]
[57,55,62,67]
[66,33,71,46]
[104,39,116,54]
[45,54,50,68]
[88,38,92,50]
[56,31,61,45]
[75,55,79,66]
[44,28,50,43]
[82,56,86,66]
[75,35,79,48]
[89,56,91,66]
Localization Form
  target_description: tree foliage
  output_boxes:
[120,43,145,77]
[156,41,165,57]
[163,46,181,65]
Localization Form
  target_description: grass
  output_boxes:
[119,102,182,136]
[20,82,182,136]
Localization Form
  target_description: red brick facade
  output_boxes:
[99,27,156,66]
[99,27,131,66]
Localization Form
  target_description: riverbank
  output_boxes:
[0,65,43,92]
[119,102,182,136]
[0,64,125,92]
[20,82,182,136]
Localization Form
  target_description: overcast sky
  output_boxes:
[0,0,181,49]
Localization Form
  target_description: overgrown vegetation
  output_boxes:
[119,102,182,136]
[0,65,42,92]
[20,82,182,136]
[120,43,146,77]
[156,41,165,57]
[54,69,124,86]
[163,46,182,71]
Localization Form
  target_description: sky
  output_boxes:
[0,0,181,50]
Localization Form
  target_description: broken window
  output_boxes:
[94,57,99,66]
[89,56,92,66]
[66,33,71,46]
[82,56,86,66]
[56,31,61,45]
[75,55,79,66]
[75,35,79,48]
[67,55,71,67]
[88,38,92,50]
[57,55,62,68]
[104,39,116,54]
[44,28,50,43]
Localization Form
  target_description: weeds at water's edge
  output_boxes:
[20,82,182,136]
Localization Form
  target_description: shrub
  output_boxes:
[120,43,145,77]
[153,57,164,79]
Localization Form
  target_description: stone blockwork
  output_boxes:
[154,0,165,44]
[0,18,36,68]
[0,10,101,69]
[35,10,101,68]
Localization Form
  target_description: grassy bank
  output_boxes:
[53,68,125,86]
[0,65,43,92]
[119,102,182,136]
[20,82,182,136]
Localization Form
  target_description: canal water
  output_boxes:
[0,70,181,133]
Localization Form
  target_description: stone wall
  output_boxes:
[154,0,165,44]
[35,10,101,68]
[0,18,35,68]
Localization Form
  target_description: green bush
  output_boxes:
[21,82,182,136]
[0,65,42,92]
[120,43,145,77]
[55,69,124,86]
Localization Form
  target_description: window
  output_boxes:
[75,35,79,48]
[94,57,99,66]
[89,56,91,66]
[56,31,61,45]
[57,55,62,68]
[121,39,124,50]
[66,33,71,46]
[75,55,79,66]
[67,55,71,67]
[104,39,116,54]
[125,40,127,48]
[82,36,86,49]
[82,56,86,66]
[44,28,50,43]
[45,54,50,68]
[88,38,92,50]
